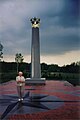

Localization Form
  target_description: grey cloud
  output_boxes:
[1,29,31,55]
[41,35,79,55]
[0,0,79,58]
[40,25,79,55]
[40,0,79,27]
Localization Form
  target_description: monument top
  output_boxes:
[30,17,40,28]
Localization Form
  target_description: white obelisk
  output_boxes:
[26,17,45,85]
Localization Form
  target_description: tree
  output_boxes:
[76,61,80,66]
[0,42,3,62]
[15,53,24,73]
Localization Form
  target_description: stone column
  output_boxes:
[30,17,41,79]
[26,17,45,85]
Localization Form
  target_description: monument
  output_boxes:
[26,17,45,85]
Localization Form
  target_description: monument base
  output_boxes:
[25,78,46,85]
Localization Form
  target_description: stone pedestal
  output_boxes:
[26,78,46,85]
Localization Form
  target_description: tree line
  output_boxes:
[0,61,80,86]
[0,61,79,73]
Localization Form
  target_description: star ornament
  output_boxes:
[30,17,40,28]
[0,91,65,120]
[0,92,49,119]
[1,90,80,120]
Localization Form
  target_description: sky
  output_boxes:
[0,0,80,66]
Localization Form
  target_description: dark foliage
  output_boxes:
[0,61,80,86]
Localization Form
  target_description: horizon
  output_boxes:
[1,59,79,67]
[2,50,80,66]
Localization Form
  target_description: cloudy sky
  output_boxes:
[0,0,80,66]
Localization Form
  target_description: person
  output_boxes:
[16,71,25,101]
